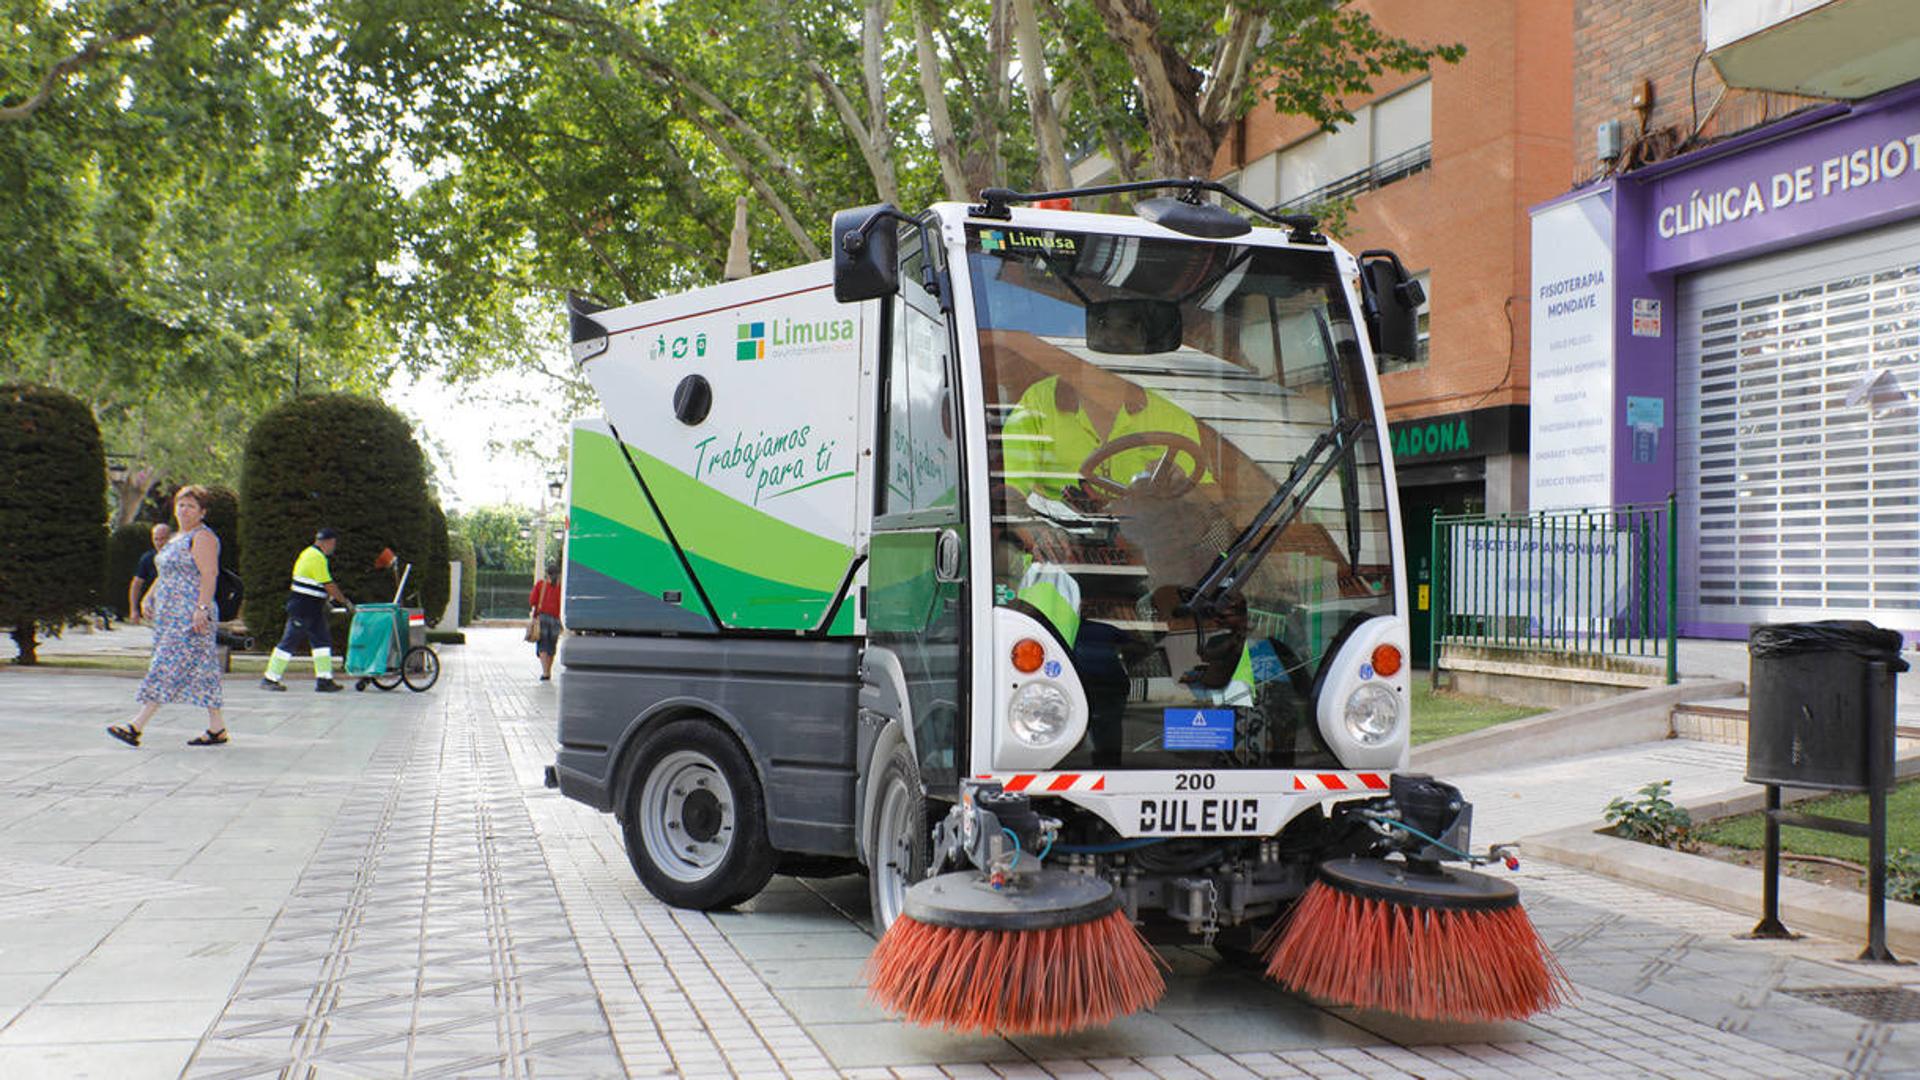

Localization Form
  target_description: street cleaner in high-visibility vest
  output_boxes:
[260,526,355,693]
[996,374,1212,647]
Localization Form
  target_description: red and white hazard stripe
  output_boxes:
[975,772,1107,793]
[1291,771,1390,792]
[408,613,426,625]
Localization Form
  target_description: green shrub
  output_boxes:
[1890,849,1920,905]
[105,523,155,618]
[422,501,450,625]
[1604,780,1695,851]
[449,533,477,627]
[239,395,433,645]
[0,385,108,662]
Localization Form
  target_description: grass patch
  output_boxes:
[1410,682,1546,745]
[1697,779,1920,863]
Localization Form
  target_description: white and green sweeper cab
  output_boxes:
[549,179,1490,953]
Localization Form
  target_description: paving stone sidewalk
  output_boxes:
[1,632,1918,1078]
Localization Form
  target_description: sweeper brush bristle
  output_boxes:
[866,908,1167,1035]
[1264,863,1574,1022]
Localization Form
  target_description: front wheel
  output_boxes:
[621,719,777,910]
[401,645,439,692]
[867,740,930,934]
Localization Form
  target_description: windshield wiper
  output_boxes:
[1178,415,1368,621]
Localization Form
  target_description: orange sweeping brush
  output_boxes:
[864,783,1166,1036]
[1263,856,1572,1022]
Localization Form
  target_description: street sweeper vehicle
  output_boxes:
[551,178,1568,1033]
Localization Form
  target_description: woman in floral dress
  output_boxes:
[108,486,228,747]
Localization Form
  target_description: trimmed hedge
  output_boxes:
[105,523,155,618]
[0,384,107,662]
[423,501,450,626]
[239,395,433,645]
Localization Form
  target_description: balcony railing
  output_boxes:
[1274,142,1432,213]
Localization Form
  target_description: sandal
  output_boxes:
[106,724,141,748]
[187,729,229,747]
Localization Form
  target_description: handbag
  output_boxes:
[525,617,540,642]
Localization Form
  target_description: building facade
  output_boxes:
[1212,1,1573,664]
[1533,0,1920,638]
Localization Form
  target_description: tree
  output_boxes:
[1084,0,1462,179]
[453,504,536,571]
[0,384,108,662]
[237,395,433,645]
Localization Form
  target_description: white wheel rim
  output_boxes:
[873,773,915,928]
[639,750,735,883]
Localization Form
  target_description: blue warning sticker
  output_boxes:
[1163,708,1236,751]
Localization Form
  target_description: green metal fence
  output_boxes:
[474,568,536,621]
[1431,495,1677,686]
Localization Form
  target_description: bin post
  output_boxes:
[1429,513,1444,691]
[1862,659,1897,963]
[1745,784,1795,939]
[1664,493,1678,685]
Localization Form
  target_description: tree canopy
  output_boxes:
[4,1,1458,491]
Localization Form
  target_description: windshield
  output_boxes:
[969,225,1394,770]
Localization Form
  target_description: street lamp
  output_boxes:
[548,476,565,501]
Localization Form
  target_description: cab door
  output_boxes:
[866,232,969,791]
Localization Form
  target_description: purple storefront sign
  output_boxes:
[1644,85,1920,274]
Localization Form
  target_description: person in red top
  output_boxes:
[529,562,564,681]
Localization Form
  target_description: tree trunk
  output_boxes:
[1085,0,1223,178]
[910,3,970,200]
[1012,0,1071,190]
[10,625,36,665]
[862,0,898,202]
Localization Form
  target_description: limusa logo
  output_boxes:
[734,315,857,361]
[980,229,1077,254]
[736,321,767,361]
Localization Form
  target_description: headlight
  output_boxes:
[1008,681,1071,746]
[1343,683,1401,746]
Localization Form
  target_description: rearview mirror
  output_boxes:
[832,204,901,302]
[1087,299,1183,354]
[1360,253,1423,367]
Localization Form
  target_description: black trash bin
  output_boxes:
[1746,620,1908,791]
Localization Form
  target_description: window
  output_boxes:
[1272,80,1432,212]
[879,238,959,516]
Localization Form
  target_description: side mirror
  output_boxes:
[1087,299,1183,355]
[1359,251,1423,367]
[832,204,902,302]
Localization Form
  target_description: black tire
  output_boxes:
[621,719,778,910]
[401,645,439,692]
[373,670,402,691]
[354,678,369,692]
[865,740,931,934]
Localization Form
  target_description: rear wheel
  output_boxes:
[401,646,439,692]
[622,719,777,910]
[867,740,930,934]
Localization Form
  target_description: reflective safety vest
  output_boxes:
[290,545,332,600]
[1000,376,1210,500]
[1015,559,1082,648]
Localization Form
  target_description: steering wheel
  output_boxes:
[1079,431,1204,501]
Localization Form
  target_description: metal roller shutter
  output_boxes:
[1678,220,1920,632]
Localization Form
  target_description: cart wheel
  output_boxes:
[401,645,440,692]
[355,678,369,692]
[373,671,402,692]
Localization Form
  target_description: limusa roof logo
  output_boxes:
[979,228,1075,254]
[736,321,766,361]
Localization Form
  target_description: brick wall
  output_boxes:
[1572,0,1828,182]
[1213,1,1573,423]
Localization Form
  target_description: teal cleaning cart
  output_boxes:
[345,564,440,692]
